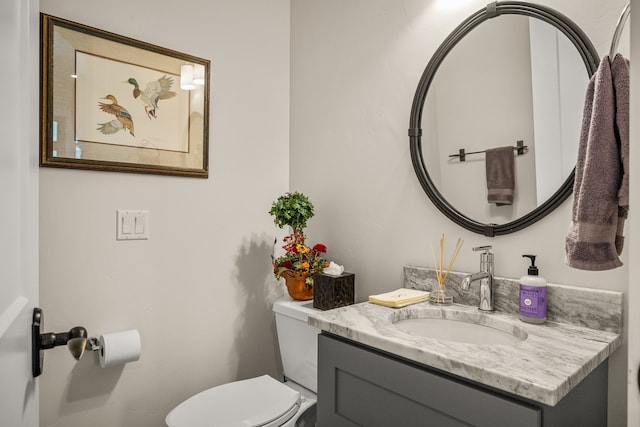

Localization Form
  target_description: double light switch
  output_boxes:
[117,210,149,240]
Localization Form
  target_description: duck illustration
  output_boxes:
[126,75,177,119]
[97,95,135,137]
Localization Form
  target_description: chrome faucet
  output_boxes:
[461,246,494,312]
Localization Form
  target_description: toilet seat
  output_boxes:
[165,375,301,427]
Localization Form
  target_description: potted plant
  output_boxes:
[270,192,328,300]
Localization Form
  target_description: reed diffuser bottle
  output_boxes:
[430,234,463,305]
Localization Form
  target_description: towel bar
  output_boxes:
[449,141,527,162]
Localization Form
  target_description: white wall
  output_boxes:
[291,0,629,425]
[38,1,290,426]
[529,17,587,205]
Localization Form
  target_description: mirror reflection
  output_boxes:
[422,15,589,225]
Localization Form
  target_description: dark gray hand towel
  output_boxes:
[565,55,629,270]
[612,54,630,255]
[486,146,514,206]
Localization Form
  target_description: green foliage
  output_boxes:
[269,192,315,231]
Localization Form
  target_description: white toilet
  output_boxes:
[165,299,320,427]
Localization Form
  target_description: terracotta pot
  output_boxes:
[282,271,314,301]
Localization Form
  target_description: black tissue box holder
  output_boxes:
[313,272,355,310]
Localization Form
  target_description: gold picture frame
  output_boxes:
[40,14,210,178]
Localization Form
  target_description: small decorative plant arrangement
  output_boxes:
[430,234,464,305]
[270,192,328,300]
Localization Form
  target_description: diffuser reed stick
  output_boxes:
[430,234,464,303]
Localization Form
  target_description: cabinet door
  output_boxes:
[318,334,541,427]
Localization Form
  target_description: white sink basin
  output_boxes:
[393,312,527,345]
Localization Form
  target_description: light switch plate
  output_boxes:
[117,210,149,240]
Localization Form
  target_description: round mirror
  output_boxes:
[409,2,599,236]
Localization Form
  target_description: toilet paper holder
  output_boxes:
[32,307,103,377]
[32,308,141,376]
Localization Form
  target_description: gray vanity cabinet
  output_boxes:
[317,333,607,427]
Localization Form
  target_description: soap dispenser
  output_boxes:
[519,255,547,324]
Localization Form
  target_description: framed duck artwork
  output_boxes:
[40,14,210,178]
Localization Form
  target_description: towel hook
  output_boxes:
[609,2,630,59]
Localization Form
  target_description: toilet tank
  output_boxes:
[273,299,320,393]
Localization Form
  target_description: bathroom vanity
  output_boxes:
[308,267,623,427]
[318,333,607,427]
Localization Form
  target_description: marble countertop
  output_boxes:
[308,300,621,406]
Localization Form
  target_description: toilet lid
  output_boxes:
[165,375,301,427]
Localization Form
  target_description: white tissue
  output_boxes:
[98,329,141,368]
[323,261,345,276]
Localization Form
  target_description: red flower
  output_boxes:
[282,260,293,269]
[284,243,298,253]
[312,243,327,253]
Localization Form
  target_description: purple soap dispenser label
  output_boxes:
[520,285,547,318]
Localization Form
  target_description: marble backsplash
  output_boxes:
[403,266,623,334]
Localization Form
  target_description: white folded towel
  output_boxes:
[369,288,430,308]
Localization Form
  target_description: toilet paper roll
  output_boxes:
[99,329,141,368]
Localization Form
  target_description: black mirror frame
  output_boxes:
[409,1,600,237]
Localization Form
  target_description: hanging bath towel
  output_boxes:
[565,54,629,270]
[486,146,515,206]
